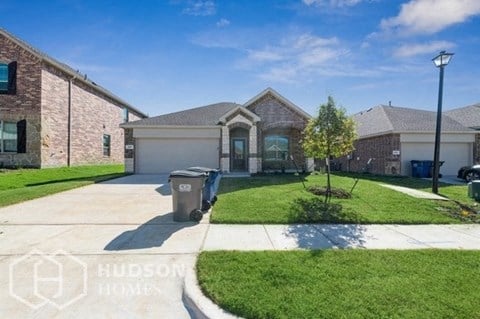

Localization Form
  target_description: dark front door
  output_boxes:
[231,138,247,171]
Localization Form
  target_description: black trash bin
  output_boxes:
[169,170,207,222]
[187,167,222,211]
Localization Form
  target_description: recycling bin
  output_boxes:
[411,160,425,178]
[411,160,444,178]
[169,170,207,222]
[187,167,222,211]
[468,180,480,201]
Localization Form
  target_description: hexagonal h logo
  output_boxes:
[9,249,87,310]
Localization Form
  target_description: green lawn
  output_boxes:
[212,173,478,224]
[0,164,126,207]
[198,250,480,319]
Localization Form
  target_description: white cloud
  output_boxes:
[245,33,348,82]
[303,0,363,7]
[182,0,216,16]
[381,0,480,35]
[216,18,230,27]
[393,40,455,58]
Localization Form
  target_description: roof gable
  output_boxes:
[219,105,260,124]
[244,87,311,119]
[445,104,480,129]
[354,105,473,138]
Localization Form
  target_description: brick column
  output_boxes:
[220,126,230,172]
[249,125,258,173]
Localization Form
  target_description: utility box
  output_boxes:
[468,181,480,201]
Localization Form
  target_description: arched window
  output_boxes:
[264,136,289,161]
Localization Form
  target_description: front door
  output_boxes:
[231,138,247,171]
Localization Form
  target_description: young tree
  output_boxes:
[303,96,356,201]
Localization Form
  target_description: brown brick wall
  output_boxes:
[0,33,42,167]
[247,93,308,171]
[334,134,401,174]
[41,63,143,167]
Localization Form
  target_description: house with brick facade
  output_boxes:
[445,103,480,165]
[121,88,314,174]
[0,28,147,168]
[333,104,478,177]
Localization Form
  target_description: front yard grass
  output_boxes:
[198,250,480,319]
[0,164,126,207]
[212,173,478,224]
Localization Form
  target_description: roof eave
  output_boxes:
[120,124,220,129]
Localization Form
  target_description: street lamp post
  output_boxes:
[432,51,454,194]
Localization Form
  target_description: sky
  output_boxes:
[1,0,479,117]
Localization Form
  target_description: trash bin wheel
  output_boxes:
[201,200,211,212]
[211,195,218,205]
[190,209,203,222]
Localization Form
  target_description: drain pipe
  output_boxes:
[67,76,76,167]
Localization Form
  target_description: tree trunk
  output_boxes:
[325,157,332,203]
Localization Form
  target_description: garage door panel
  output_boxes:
[401,142,472,176]
[136,138,219,174]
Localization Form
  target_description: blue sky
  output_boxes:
[1,0,479,116]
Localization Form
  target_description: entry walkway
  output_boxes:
[379,184,449,200]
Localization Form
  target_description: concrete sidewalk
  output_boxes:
[203,224,480,250]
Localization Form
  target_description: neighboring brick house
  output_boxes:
[0,29,147,168]
[445,103,480,164]
[334,105,477,176]
[121,88,314,174]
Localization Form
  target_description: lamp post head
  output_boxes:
[432,51,454,67]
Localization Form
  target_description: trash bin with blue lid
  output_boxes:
[169,170,207,222]
[187,167,222,211]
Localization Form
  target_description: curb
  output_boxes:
[183,267,242,319]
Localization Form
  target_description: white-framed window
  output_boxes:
[264,135,289,161]
[0,121,17,153]
[103,134,111,157]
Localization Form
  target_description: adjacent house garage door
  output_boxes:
[401,142,472,176]
[136,138,219,174]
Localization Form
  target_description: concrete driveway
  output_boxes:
[0,174,208,318]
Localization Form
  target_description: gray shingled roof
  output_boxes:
[123,102,240,126]
[354,105,473,137]
[0,28,147,118]
[445,104,480,129]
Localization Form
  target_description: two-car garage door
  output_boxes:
[401,142,472,176]
[136,138,220,174]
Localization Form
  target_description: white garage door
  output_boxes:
[136,138,220,174]
[401,142,472,176]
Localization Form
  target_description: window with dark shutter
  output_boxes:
[16,119,26,153]
[8,61,17,95]
[0,63,8,93]
[0,61,17,95]
[0,121,18,152]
